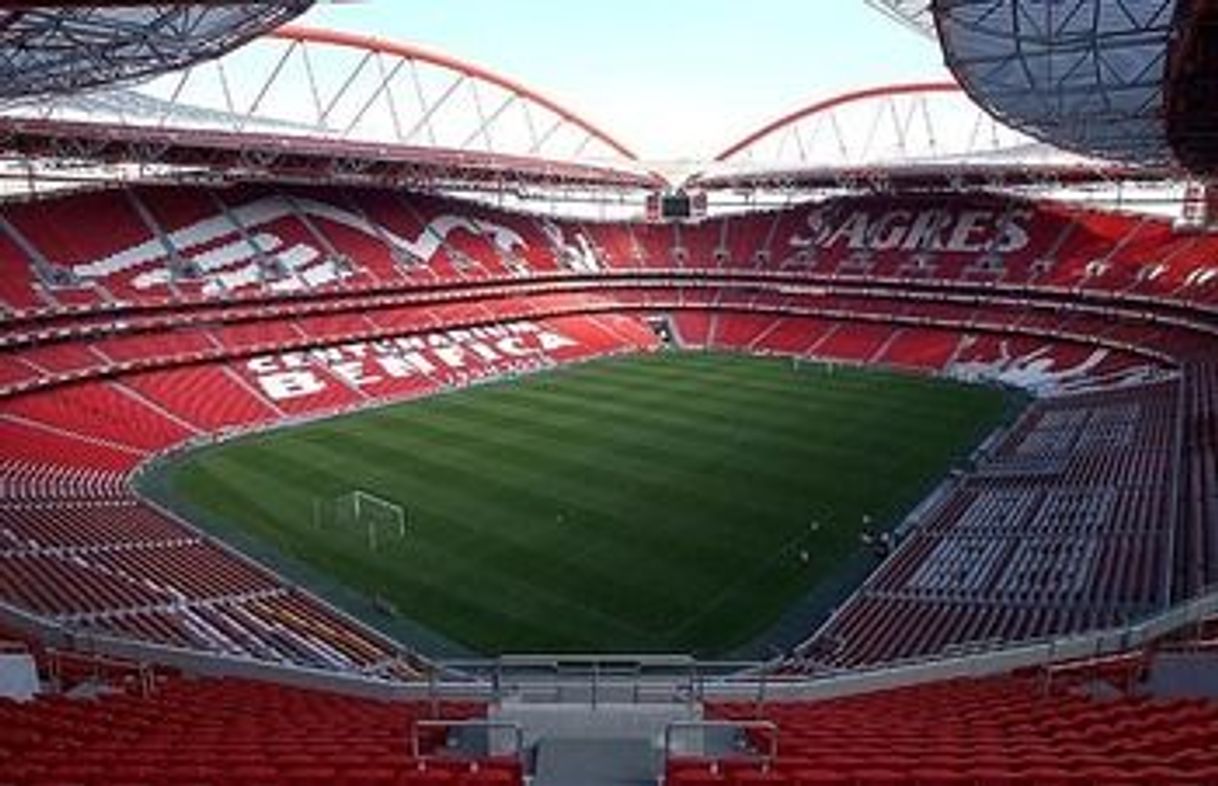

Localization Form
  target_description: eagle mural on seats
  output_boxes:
[69,195,530,297]
[539,218,601,273]
[946,339,1161,395]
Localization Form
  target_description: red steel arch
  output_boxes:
[271,25,639,162]
[714,81,962,162]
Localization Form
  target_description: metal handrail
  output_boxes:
[663,720,779,763]
[411,719,524,762]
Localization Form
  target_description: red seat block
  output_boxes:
[793,771,851,786]
[731,768,796,785]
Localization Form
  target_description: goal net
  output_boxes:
[314,490,407,551]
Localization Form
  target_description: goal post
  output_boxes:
[314,489,408,551]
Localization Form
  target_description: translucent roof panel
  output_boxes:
[935,0,1177,166]
[0,3,313,101]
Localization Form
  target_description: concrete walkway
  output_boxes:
[490,700,704,785]
[533,738,658,786]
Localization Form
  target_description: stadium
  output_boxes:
[1,0,1217,784]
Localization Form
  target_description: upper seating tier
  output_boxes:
[3,187,1218,314]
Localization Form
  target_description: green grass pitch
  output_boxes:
[160,352,1010,656]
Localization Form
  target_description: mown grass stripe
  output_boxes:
[163,352,1009,655]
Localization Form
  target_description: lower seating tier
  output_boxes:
[0,664,518,786]
[669,662,1218,785]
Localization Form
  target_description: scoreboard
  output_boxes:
[1177,180,1218,233]
[645,190,708,223]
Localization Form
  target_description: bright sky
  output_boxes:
[299,1,950,161]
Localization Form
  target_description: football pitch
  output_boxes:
[157,352,1011,656]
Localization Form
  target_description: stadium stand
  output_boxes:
[0,187,1214,308]
[0,497,423,675]
[0,629,514,786]
[0,183,1213,684]
[672,648,1218,785]
[793,381,1178,668]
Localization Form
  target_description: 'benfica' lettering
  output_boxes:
[792,206,1033,254]
[246,321,578,401]
[259,370,325,401]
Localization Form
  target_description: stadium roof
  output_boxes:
[686,81,1177,193]
[935,0,1174,167]
[876,0,1218,177]
[0,1,314,100]
[0,22,662,193]
[0,4,1196,201]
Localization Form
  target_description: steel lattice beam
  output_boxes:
[691,81,1137,193]
[0,22,661,194]
[0,117,661,190]
[864,0,939,38]
[689,161,1176,191]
